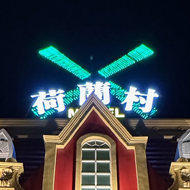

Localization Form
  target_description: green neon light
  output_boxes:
[98,55,135,78]
[31,107,55,119]
[98,44,154,78]
[39,46,91,80]
[31,87,80,119]
[64,87,80,105]
[128,44,154,61]
[36,44,157,119]
[109,81,157,119]
[31,83,157,119]
[109,81,126,102]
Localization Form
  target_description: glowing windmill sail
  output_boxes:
[128,44,154,61]
[98,44,154,78]
[37,44,157,119]
[39,46,91,80]
[98,55,135,78]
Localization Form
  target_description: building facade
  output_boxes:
[1,94,190,190]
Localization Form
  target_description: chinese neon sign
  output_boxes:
[31,89,65,115]
[78,82,110,105]
[32,44,157,119]
[122,86,159,113]
[31,82,158,119]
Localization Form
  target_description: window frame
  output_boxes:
[75,133,118,190]
[82,140,110,188]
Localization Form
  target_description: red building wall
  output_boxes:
[54,111,138,190]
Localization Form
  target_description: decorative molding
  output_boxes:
[56,94,148,146]
[169,159,190,190]
[42,142,57,190]
[43,94,150,190]
[0,166,14,187]
[1,118,190,130]
[142,119,190,129]
[177,129,190,159]
[0,162,24,190]
[0,119,68,128]
[0,129,13,159]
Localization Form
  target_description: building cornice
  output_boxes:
[1,118,190,130]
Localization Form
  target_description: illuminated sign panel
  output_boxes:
[31,90,65,115]
[39,46,91,80]
[98,44,154,78]
[31,82,159,119]
[122,86,159,113]
[32,44,157,119]
[78,82,110,105]
[68,107,125,118]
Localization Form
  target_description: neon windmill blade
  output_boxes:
[98,44,154,78]
[39,46,91,80]
[38,44,157,119]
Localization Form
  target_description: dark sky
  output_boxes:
[0,0,190,119]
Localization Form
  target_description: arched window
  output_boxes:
[82,140,110,189]
[75,134,117,190]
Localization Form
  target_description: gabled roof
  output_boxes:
[44,93,148,147]
[43,93,149,190]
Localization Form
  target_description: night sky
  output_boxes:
[1,0,190,119]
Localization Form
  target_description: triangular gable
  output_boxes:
[43,93,149,190]
[175,129,190,160]
[0,128,14,159]
[44,93,147,147]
